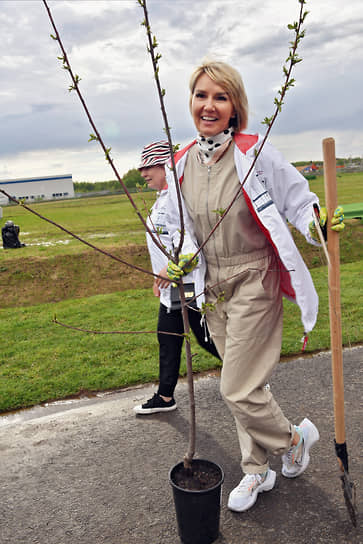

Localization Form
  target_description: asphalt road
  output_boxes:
[1,347,362,544]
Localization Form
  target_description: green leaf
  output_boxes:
[104,147,112,161]
[302,11,309,22]
[261,116,273,126]
[201,302,216,315]
[212,208,226,217]
[183,332,192,343]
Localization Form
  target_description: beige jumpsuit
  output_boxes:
[182,143,294,474]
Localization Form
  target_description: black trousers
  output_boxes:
[157,303,220,397]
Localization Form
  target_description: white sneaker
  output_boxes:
[281,417,320,478]
[227,469,276,512]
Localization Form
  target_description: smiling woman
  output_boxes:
[191,73,236,137]
[163,58,325,513]
[189,61,249,137]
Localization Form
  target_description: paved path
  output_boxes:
[1,348,362,543]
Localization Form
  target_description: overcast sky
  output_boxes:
[1,0,362,182]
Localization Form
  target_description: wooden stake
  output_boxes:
[322,137,345,445]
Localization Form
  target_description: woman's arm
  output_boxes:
[259,142,319,243]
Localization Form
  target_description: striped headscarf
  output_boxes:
[138,140,171,169]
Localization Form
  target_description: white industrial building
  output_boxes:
[0,174,74,205]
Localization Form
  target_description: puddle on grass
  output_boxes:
[0,232,120,249]
[26,239,72,247]
[0,238,72,249]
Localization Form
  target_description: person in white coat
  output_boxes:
[158,60,344,512]
[133,141,220,415]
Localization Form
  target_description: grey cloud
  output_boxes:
[31,103,57,114]
[1,0,362,179]
[55,11,138,49]
[0,104,88,155]
[234,29,288,63]
[305,18,363,51]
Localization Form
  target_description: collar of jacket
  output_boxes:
[170,132,261,185]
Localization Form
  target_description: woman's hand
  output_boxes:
[155,266,171,289]
[331,206,345,231]
[152,281,161,297]
[309,205,345,242]
[167,254,199,282]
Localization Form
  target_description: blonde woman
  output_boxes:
[160,60,343,512]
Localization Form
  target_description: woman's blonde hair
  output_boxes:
[189,60,249,132]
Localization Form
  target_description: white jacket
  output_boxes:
[146,181,204,309]
[165,133,319,333]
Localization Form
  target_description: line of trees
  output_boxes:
[293,157,362,167]
[74,168,144,193]
[74,157,363,194]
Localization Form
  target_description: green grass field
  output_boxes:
[0,260,362,413]
[0,192,155,259]
[0,172,362,413]
[308,170,363,206]
[1,171,362,260]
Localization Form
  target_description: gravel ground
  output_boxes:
[0,347,361,544]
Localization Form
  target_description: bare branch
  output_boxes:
[42,0,172,263]
[139,0,184,261]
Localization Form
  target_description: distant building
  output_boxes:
[296,163,319,174]
[0,174,74,205]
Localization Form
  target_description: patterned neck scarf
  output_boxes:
[196,127,234,164]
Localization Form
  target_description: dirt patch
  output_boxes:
[0,245,153,308]
[171,459,223,491]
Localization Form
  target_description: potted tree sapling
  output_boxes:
[138,1,309,542]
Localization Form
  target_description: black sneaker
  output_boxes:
[133,393,177,415]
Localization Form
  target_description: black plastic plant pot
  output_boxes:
[169,459,224,544]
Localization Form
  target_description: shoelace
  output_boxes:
[235,473,266,494]
[285,431,304,465]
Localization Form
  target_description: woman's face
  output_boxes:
[191,73,235,137]
[139,165,166,191]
